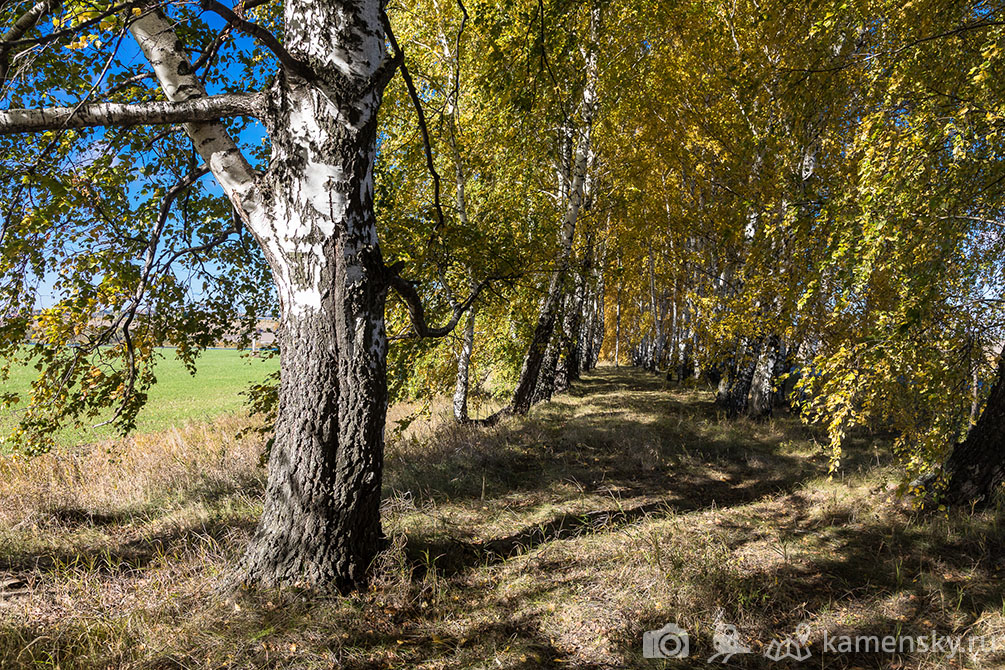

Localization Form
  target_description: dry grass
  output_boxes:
[2,367,1005,669]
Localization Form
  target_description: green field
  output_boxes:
[1,348,279,446]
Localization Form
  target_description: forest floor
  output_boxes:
[2,366,1005,669]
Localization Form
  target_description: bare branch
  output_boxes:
[101,71,154,98]
[387,274,479,338]
[154,224,238,274]
[189,0,274,75]
[386,264,517,339]
[192,26,233,73]
[0,91,264,134]
[91,164,213,429]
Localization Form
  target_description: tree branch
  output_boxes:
[129,8,263,233]
[199,0,313,79]
[381,10,446,232]
[451,0,468,112]
[0,0,60,83]
[1,0,147,48]
[0,92,263,134]
[386,265,517,339]
[781,19,1005,75]
[91,164,213,429]
[387,274,479,338]
[2,0,61,44]
[101,71,154,98]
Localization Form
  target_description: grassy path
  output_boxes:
[1,366,1003,669]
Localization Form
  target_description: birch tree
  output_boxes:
[0,0,484,589]
[508,2,601,415]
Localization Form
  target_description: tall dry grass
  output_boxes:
[1,415,263,525]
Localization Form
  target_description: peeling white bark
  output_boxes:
[0,94,262,134]
[129,10,265,235]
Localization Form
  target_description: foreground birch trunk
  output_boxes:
[132,0,395,589]
[235,0,391,588]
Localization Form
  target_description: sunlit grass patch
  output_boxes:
[1,348,278,447]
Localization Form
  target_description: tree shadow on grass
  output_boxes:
[45,507,142,528]
[401,462,820,579]
[385,367,834,508]
[404,500,673,577]
[602,489,1005,669]
[389,367,857,582]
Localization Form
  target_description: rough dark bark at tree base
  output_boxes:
[533,327,562,405]
[943,353,1005,507]
[719,338,760,417]
[240,273,389,590]
[560,274,587,386]
[511,273,565,415]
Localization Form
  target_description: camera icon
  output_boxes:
[643,622,690,658]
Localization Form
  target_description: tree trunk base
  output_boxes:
[942,352,1005,507]
[236,532,385,593]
